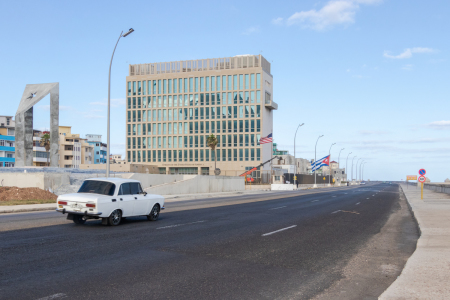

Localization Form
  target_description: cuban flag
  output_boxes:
[311,155,330,172]
[259,133,273,144]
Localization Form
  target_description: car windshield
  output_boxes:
[77,180,116,196]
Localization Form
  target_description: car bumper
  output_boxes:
[56,208,103,217]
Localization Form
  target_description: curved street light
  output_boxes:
[351,155,357,183]
[293,123,305,186]
[106,28,135,178]
[313,135,324,188]
[362,162,368,181]
[346,152,352,182]
[355,158,362,182]
[328,143,336,186]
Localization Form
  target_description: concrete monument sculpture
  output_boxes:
[15,83,59,167]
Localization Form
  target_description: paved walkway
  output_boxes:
[380,183,450,299]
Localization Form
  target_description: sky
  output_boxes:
[0,0,448,181]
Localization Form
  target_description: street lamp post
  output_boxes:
[337,148,344,186]
[328,143,336,186]
[346,152,352,182]
[293,123,305,187]
[313,135,324,188]
[362,163,367,181]
[359,161,364,181]
[355,158,362,183]
[351,156,357,184]
[106,28,134,178]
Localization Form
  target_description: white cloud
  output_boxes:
[402,64,413,71]
[427,120,450,129]
[89,98,125,107]
[383,47,435,59]
[271,17,284,25]
[286,0,382,30]
[242,27,259,35]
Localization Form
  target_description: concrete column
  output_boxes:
[14,113,25,167]
[24,107,34,166]
[50,84,59,167]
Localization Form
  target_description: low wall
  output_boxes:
[271,184,294,191]
[79,163,159,174]
[144,175,244,195]
[424,183,450,194]
[245,184,271,190]
[0,172,70,191]
[124,173,196,189]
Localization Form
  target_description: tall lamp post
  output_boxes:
[328,143,336,186]
[293,123,305,187]
[313,135,324,188]
[355,158,362,183]
[361,162,367,181]
[346,152,352,182]
[337,148,344,186]
[106,28,135,178]
[351,155,357,184]
[362,162,368,181]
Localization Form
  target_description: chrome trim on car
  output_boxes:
[56,208,102,217]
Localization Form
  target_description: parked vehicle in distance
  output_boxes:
[56,178,164,226]
[360,181,366,185]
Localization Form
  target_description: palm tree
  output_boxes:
[206,134,218,174]
[40,131,51,167]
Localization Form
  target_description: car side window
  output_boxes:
[130,182,140,195]
[120,183,132,195]
[138,184,143,194]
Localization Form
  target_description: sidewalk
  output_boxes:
[0,189,275,214]
[379,184,450,299]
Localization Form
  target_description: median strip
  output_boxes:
[262,225,297,236]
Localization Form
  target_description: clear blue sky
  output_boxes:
[1,0,448,181]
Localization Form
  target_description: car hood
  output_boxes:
[58,193,103,202]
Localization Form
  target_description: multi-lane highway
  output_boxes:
[0,183,418,300]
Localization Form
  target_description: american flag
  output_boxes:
[259,133,273,144]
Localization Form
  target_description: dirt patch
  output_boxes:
[0,187,57,205]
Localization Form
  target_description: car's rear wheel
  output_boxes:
[147,204,160,221]
[72,215,86,225]
[108,209,122,226]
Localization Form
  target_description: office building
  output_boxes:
[0,116,16,167]
[126,54,277,175]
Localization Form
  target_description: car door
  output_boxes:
[118,183,134,217]
[130,182,149,216]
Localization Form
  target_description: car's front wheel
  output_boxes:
[72,215,86,225]
[147,204,160,221]
[108,209,122,226]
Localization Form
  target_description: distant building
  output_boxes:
[85,134,107,164]
[32,130,50,166]
[59,126,94,168]
[0,115,15,137]
[321,161,347,182]
[273,143,289,156]
[0,135,15,167]
[110,154,127,164]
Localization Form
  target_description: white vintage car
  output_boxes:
[55,178,164,226]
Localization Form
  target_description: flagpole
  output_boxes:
[314,135,324,188]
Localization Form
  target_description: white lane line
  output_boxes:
[372,195,375,196]
[311,200,319,202]
[157,220,206,229]
[356,202,360,205]
[269,206,287,210]
[262,225,297,236]
[331,210,341,214]
[367,198,370,199]
[36,294,67,300]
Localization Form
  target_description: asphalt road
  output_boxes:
[0,183,418,300]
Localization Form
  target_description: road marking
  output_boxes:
[356,202,360,205]
[367,198,370,199]
[36,294,67,300]
[269,206,286,210]
[262,225,297,236]
[157,220,206,229]
[332,196,337,197]
[372,195,375,196]
[342,210,360,214]
[311,200,319,202]
[331,210,341,214]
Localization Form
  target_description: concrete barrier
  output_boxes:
[124,173,196,189]
[144,175,244,195]
[271,184,294,190]
[0,172,70,191]
[424,183,450,195]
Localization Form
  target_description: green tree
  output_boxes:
[40,131,51,167]
[206,134,218,173]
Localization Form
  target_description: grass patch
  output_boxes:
[0,199,56,206]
